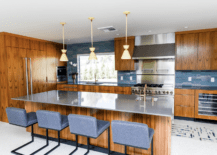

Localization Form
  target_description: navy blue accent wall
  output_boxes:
[66,40,136,84]
[175,71,217,87]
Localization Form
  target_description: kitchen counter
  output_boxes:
[12,90,172,155]
[58,82,134,87]
[12,90,173,117]
[175,86,217,90]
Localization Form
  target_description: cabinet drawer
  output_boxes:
[175,95,194,107]
[175,89,194,95]
[175,106,194,118]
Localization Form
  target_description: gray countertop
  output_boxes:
[12,90,173,117]
[58,82,134,87]
[175,86,217,90]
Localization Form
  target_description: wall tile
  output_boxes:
[176,71,217,87]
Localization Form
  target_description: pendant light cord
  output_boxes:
[126,14,127,45]
[62,24,65,49]
[91,19,93,47]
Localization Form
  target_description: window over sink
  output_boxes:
[77,53,117,83]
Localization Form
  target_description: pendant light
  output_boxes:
[60,22,68,61]
[121,11,131,59]
[88,17,97,60]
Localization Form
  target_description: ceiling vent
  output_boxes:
[98,26,117,32]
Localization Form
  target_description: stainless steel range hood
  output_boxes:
[132,33,175,59]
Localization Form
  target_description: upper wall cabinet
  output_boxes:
[114,36,135,71]
[175,29,217,70]
[175,33,198,70]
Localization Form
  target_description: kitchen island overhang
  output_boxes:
[12,90,173,155]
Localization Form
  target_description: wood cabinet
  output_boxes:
[57,84,132,95]
[0,32,66,122]
[175,29,217,70]
[174,89,195,118]
[175,33,198,70]
[57,84,78,91]
[195,89,217,121]
[114,36,135,71]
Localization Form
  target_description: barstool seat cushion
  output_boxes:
[6,107,37,127]
[36,110,69,131]
[112,120,154,149]
[68,114,110,138]
[27,112,38,126]
[97,120,110,137]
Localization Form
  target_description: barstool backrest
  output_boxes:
[112,120,150,149]
[6,107,28,127]
[36,110,62,130]
[68,114,97,138]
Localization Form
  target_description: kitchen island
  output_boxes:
[12,90,172,155]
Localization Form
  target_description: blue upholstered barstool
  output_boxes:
[6,107,38,155]
[68,114,110,155]
[112,120,154,155]
[32,110,69,155]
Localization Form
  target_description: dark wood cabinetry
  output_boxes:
[0,32,66,122]
[174,89,195,118]
[175,28,217,70]
[114,36,135,71]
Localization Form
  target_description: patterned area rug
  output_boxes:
[172,123,217,143]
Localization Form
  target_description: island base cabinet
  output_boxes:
[25,102,171,155]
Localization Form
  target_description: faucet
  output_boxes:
[144,84,147,101]
[94,73,98,83]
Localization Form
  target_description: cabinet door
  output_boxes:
[115,36,135,71]
[7,47,27,109]
[175,95,194,107]
[211,31,217,70]
[175,33,198,70]
[27,49,47,94]
[198,32,212,70]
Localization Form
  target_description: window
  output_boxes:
[77,53,117,82]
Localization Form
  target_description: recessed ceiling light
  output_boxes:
[148,30,152,33]
[184,26,188,29]
[116,34,119,35]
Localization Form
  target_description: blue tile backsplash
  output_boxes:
[175,71,217,87]
[66,40,137,84]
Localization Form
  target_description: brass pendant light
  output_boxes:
[121,11,131,59]
[60,22,68,61]
[88,17,97,60]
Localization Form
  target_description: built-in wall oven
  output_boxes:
[57,66,67,82]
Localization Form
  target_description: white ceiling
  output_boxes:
[1,0,217,44]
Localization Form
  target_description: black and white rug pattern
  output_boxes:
[172,123,217,143]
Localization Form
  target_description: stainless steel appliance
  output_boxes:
[57,66,67,82]
[132,33,175,59]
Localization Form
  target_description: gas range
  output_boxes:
[131,83,174,96]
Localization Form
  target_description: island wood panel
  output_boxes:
[195,89,217,121]
[115,36,135,71]
[25,102,171,155]
[0,32,65,122]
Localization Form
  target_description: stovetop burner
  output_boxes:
[134,83,164,88]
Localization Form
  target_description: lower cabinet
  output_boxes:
[174,89,195,118]
[57,84,132,95]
